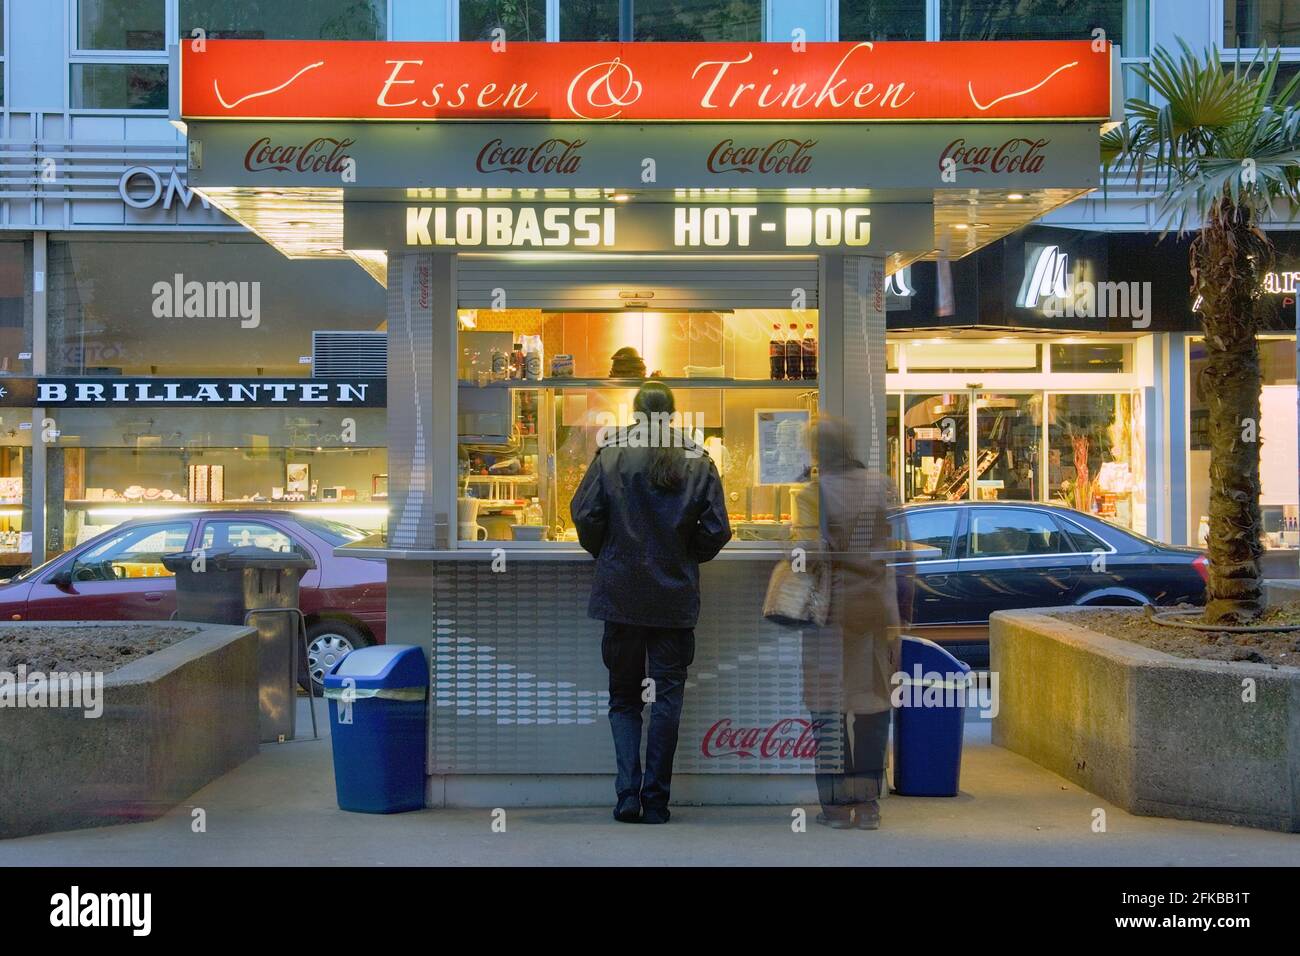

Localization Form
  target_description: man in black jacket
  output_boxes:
[571,382,731,824]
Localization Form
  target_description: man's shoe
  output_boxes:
[613,796,641,823]
[640,806,671,824]
[815,810,854,829]
[854,801,881,830]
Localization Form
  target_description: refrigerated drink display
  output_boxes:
[770,324,786,380]
[785,324,802,381]
[801,324,817,380]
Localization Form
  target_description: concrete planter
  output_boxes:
[991,606,1300,833]
[0,621,259,839]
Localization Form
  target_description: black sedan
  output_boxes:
[888,501,1207,665]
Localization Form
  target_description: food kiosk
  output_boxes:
[180,37,1118,804]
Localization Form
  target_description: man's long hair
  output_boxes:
[635,381,686,491]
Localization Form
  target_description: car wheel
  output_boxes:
[304,621,369,697]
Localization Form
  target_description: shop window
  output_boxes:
[72,521,192,581]
[1225,0,1300,48]
[70,62,167,110]
[889,508,958,560]
[904,392,969,502]
[77,0,165,50]
[940,0,1142,48]
[1188,336,1298,549]
[1048,393,1137,524]
[0,241,31,375]
[179,0,387,41]
[904,340,1041,373]
[47,238,384,377]
[967,508,1069,558]
[1050,343,1130,373]
[201,521,300,553]
[839,0,926,40]
[461,0,547,40]
[47,408,388,555]
[0,414,32,569]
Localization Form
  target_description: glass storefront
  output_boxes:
[1188,335,1298,549]
[889,337,1146,530]
[47,408,388,555]
[35,235,390,556]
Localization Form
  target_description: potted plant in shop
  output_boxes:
[1103,41,1300,624]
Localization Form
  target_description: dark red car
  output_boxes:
[0,511,386,687]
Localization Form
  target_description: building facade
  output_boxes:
[0,0,1293,568]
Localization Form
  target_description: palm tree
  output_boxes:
[1103,42,1300,623]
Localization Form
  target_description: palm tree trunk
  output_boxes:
[1192,198,1265,623]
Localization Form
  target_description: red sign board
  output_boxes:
[180,40,1112,123]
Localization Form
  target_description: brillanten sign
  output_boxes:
[0,378,386,408]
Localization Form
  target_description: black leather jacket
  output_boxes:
[571,439,732,628]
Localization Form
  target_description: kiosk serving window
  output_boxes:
[457,307,819,545]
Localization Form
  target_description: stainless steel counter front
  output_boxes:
[364,548,845,785]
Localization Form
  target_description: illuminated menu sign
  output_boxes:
[343,202,934,253]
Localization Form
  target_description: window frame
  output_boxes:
[1218,0,1300,55]
[67,0,171,115]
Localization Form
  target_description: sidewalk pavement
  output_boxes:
[1,701,1296,866]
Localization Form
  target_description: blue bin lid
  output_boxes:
[323,644,428,691]
[899,634,972,676]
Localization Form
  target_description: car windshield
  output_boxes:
[294,516,369,547]
[9,554,63,582]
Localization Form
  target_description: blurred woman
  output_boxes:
[571,381,732,824]
[800,415,912,830]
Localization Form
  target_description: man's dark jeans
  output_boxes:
[601,622,695,810]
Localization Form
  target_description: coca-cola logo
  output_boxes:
[939,137,1048,175]
[475,137,586,175]
[244,136,354,173]
[700,717,825,759]
[706,138,817,175]
[416,259,430,310]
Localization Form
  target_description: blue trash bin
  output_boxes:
[323,644,428,813]
[892,635,972,797]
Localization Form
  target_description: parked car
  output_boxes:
[0,512,386,687]
[889,501,1208,665]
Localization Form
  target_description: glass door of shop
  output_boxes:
[902,390,1040,505]
[897,387,1144,528]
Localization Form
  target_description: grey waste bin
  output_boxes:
[162,546,317,743]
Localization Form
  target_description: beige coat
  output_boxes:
[800,468,904,715]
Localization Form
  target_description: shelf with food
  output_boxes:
[458,377,819,390]
[64,499,389,522]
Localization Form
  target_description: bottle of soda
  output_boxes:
[785,323,801,381]
[801,323,817,379]
[769,324,785,380]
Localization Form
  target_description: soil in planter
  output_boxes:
[1047,605,1300,667]
[0,625,200,674]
